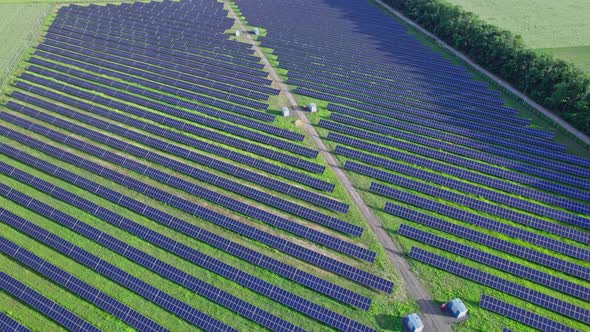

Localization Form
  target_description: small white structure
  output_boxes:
[235,30,241,37]
[308,102,317,113]
[254,27,260,36]
[404,313,424,332]
[281,106,290,117]
[448,298,468,319]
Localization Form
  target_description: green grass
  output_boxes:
[443,0,590,73]
[537,45,590,73]
[0,3,51,88]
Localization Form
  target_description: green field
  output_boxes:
[0,3,51,88]
[445,0,590,72]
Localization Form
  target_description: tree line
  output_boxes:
[384,0,590,136]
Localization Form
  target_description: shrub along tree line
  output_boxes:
[384,0,590,136]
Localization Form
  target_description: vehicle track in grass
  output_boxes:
[225,1,454,331]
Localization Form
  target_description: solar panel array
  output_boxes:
[0,207,241,332]
[0,185,374,332]
[480,295,579,332]
[409,247,590,324]
[0,312,31,332]
[0,160,371,310]
[0,236,169,332]
[0,272,101,332]
[399,225,590,301]
[0,133,390,293]
[0,0,399,330]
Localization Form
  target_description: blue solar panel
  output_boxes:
[0,236,169,332]
[480,295,578,332]
[9,91,345,211]
[381,201,590,281]
[409,247,590,324]
[0,185,372,331]
[0,161,372,310]
[399,225,590,301]
[0,272,100,332]
[0,312,31,332]
[0,136,391,293]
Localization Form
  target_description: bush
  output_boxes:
[384,0,590,135]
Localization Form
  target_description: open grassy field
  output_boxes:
[445,0,590,72]
[0,3,51,88]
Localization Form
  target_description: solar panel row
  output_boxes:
[332,135,588,203]
[15,81,331,193]
[21,70,324,175]
[0,208,243,331]
[3,104,356,236]
[326,140,589,228]
[328,104,563,153]
[480,295,578,332]
[43,38,269,110]
[0,138,390,292]
[42,33,272,101]
[380,201,590,281]
[325,102,546,139]
[409,247,590,324]
[8,93,347,213]
[381,186,588,261]
[48,24,270,86]
[321,119,590,182]
[0,185,373,331]
[0,236,170,332]
[0,161,371,310]
[0,199,299,332]
[0,271,101,332]
[346,162,588,245]
[0,312,31,332]
[399,225,590,301]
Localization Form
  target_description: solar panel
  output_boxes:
[399,225,590,301]
[0,206,298,332]
[0,272,100,332]
[0,186,373,331]
[0,312,31,332]
[409,247,590,324]
[0,236,169,332]
[480,295,578,332]
[0,137,392,293]
[0,161,372,310]
[381,201,590,281]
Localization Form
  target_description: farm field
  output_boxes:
[444,0,590,73]
[0,0,589,331]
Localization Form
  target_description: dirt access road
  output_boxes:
[225,2,454,331]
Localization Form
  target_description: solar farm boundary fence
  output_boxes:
[373,0,590,149]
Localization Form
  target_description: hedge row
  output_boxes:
[384,0,590,135]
